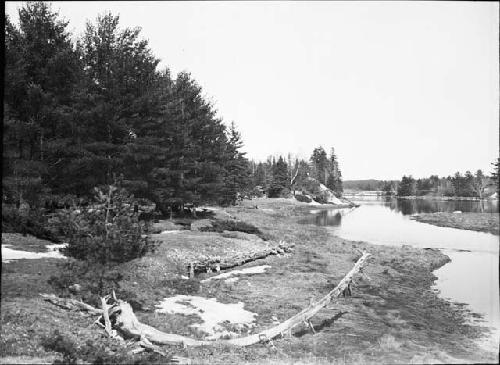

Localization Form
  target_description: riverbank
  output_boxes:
[396,195,493,201]
[411,212,500,235]
[1,197,497,364]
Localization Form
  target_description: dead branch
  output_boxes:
[40,294,102,315]
[111,251,371,347]
[190,241,295,276]
[101,297,114,337]
[42,252,371,348]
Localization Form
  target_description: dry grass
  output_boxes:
[411,212,499,235]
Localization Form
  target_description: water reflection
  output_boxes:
[384,198,499,215]
[303,198,499,351]
[299,208,355,226]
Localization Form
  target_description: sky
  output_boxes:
[5,1,499,180]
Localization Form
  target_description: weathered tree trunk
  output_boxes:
[111,252,371,347]
[42,252,371,348]
[189,241,295,276]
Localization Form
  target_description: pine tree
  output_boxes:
[310,147,328,185]
[471,170,488,199]
[327,148,343,195]
[3,3,81,207]
[220,122,250,205]
[268,156,289,197]
[491,158,499,194]
[397,175,416,196]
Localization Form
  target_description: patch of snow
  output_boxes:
[201,265,271,283]
[2,243,67,263]
[224,277,239,284]
[260,208,274,212]
[197,206,218,211]
[155,295,257,339]
[160,230,181,234]
[453,211,462,214]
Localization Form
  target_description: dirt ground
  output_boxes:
[411,212,499,235]
[1,197,498,364]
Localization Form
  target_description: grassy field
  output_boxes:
[1,198,497,364]
[411,212,499,235]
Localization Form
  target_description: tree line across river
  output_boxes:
[344,161,499,199]
[3,2,344,225]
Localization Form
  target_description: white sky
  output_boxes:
[5,1,499,180]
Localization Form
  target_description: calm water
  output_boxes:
[302,197,499,352]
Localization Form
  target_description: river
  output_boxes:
[302,197,499,353]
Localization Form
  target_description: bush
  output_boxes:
[48,260,123,305]
[295,194,312,203]
[60,184,157,264]
[1,203,60,242]
[49,183,158,298]
[41,330,169,364]
[201,219,260,234]
[200,219,270,240]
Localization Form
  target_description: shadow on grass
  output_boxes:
[293,311,348,338]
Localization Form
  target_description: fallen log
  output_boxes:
[42,252,370,347]
[189,240,295,277]
[111,251,371,346]
[40,294,102,315]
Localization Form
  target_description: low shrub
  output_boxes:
[200,219,270,240]
[41,330,169,364]
[295,194,312,203]
[49,183,158,300]
[48,260,123,305]
[59,184,158,264]
[2,203,60,242]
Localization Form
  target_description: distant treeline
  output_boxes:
[343,180,390,191]
[344,161,499,199]
[392,169,496,199]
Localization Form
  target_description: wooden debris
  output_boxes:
[188,241,295,276]
[101,297,113,337]
[40,294,102,315]
[42,252,371,349]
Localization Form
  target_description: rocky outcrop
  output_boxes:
[295,177,356,207]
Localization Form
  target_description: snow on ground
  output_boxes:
[2,243,67,263]
[201,265,271,283]
[155,295,257,339]
[160,230,182,234]
[197,206,218,211]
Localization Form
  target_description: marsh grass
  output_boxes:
[2,198,497,364]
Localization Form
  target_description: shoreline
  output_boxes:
[1,198,497,364]
[395,195,495,201]
[345,193,498,202]
[411,212,500,235]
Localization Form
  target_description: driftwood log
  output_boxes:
[42,251,370,347]
[188,240,295,277]
[40,294,103,314]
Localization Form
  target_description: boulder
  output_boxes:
[69,283,81,294]
[295,194,312,203]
